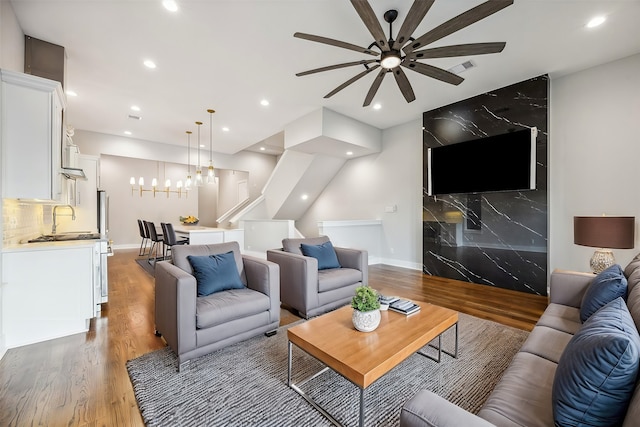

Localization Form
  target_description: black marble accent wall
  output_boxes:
[423,75,548,296]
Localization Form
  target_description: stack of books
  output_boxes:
[389,299,421,315]
[378,294,400,305]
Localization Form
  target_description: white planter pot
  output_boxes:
[352,309,381,332]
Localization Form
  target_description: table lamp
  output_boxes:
[574,216,635,273]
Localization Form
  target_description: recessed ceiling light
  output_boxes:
[124,131,132,135]
[143,60,157,69]
[200,144,205,148]
[66,90,77,97]
[162,0,178,12]
[259,147,266,151]
[586,16,606,28]
[131,105,140,111]
[373,103,382,110]
[222,127,230,132]
[301,194,309,200]
[260,99,270,106]
[346,151,353,156]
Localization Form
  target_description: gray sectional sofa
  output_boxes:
[400,261,640,427]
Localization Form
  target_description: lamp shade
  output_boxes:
[574,216,635,249]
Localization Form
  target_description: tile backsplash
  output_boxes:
[2,200,47,246]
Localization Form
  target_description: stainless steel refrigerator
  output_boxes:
[97,189,109,238]
[96,190,111,306]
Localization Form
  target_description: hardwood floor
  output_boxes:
[0,249,548,426]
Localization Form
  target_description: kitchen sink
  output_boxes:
[27,232,102,243]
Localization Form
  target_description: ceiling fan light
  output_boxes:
[380,51,401,69]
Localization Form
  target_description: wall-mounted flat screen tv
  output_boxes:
[427,127,537,196]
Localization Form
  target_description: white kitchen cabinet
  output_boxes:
[1,244,95,348]
[0,69,66,201]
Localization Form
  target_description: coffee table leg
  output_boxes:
[288,340,292,386]
[418,322,458,361]
[359,388,365,427]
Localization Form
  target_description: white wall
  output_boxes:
[297,118,423,270]
[550,53,640,273]
[0,0,23,72]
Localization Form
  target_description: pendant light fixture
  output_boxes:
[195,121,203,186]
[206,108,216,184]
[185,130,193,190]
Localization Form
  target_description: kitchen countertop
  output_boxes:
[3,238,107,253]
[173,225,243,233]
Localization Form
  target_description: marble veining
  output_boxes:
[423,75,548,296]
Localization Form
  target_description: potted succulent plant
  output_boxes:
[351,286,381,332]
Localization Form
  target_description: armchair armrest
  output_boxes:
[549,269,594,307]
[334,247,368,285]
[266,249,319,312]
[400,390,495,427]
[155,260,197,355]
[242,255,280,323]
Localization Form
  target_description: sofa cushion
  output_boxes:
[188,252,245,297]
[627,275,640,334]
[478,352,557,427]
[552,297,640,427]
[301,240,341,270]
[535,303,582,335]
[580,263,627,322]
[196,287,270,329]
[628,267,640,295]
[624,258,640,279]
[318,267,362,292]
[519,325,573,364]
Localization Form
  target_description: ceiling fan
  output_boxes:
[294,0,514,107]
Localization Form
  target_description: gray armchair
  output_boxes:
[155,242,280,371]
[266,236,368,319]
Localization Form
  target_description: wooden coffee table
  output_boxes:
[287,301,459,427]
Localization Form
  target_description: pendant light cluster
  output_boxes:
[185,108,216,188]
[128,107,217,197]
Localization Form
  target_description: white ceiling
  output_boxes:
[9,0,640,156]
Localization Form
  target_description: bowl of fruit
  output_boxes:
[179,215,199,225]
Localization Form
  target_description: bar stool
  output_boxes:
[137,219,150,256]
[161,222,189,260]
[144,220,164,265]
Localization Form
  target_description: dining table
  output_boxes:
[172,224,244,247]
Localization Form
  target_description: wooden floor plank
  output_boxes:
[0,248,547,426]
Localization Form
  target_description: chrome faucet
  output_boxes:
[52,205,76,234]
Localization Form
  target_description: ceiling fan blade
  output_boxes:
[296,60,378,77]
[350,0,390,52]
[402,61,464,85]
[392,67,416,103]
[363,68,387,107]
[393,0,435,50]
[294,32,379,56]
[324,64,380,99]
[403,0,513,54]
[407,42,506,60]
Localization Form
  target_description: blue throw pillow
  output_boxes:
[580,263,627,322]
[187,251,245,297]
[300,241,341,270]
[552,297,640,427]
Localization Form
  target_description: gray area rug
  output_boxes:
[135,258,157,276]
[127,313,529,426]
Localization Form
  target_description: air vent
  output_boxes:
[128,114,142,120]
[447,60,476,75]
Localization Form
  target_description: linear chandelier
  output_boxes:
[207,109,216,184]
[129,162,187,198]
